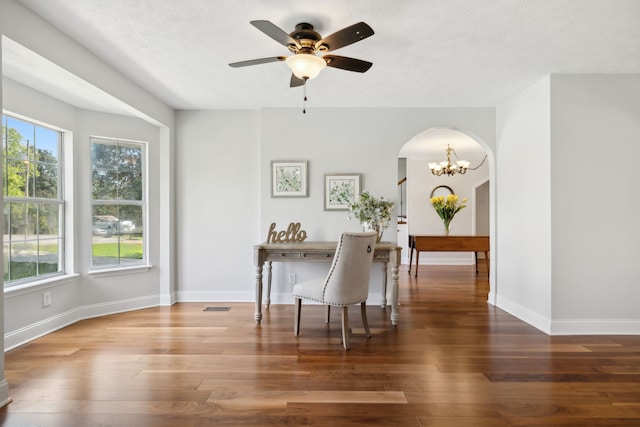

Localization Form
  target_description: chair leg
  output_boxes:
[325,305,330,323]
[361,302,371,338]
[294,298,301,336]
[341,306,350,350]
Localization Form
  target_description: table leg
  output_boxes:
[380,262,388,308]
[408,245,414,273]
[415,251,420,277]
[475,252,479,273]
[390,262,399,326]
[254,264,263,324]
[264,261,272,308]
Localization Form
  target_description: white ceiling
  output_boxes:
[3,0,640,157]
[9,0,640,111]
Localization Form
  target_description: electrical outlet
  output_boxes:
[288,273,296,285]
[43,291,52,307]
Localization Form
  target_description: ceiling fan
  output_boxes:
[229,20,374,87]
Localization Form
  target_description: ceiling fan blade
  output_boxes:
[229,56,286,68]
[290,74,306,87]
[315,22,374,52]
[250,20,301,49]
[323,55,373,73]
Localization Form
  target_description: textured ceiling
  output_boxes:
[9,0,640,113]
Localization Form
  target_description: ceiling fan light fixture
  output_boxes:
[286,53,326,80]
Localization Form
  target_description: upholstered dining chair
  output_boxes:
[293,231,378,350]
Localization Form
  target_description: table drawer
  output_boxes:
[265,251,302,261]
[302,251,335,260]
[373,251,390,261]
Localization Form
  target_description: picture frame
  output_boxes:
[271,160,308,197]
[324,174,361,210]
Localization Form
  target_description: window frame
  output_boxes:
[89,136,147,271]
[2,113,65,288]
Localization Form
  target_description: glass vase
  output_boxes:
[364,223,383,242]
[443,221,451,236]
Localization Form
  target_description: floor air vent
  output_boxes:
[203,306,231,312]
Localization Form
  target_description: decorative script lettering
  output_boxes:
[267,222,308,243]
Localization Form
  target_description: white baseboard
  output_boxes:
[4,295,160,351]
[159,291,177,306]
[550,319,640,335]
[487,290,497,306]
[0,379,11,408]
[495,294,640,335]
[494,294,552,334]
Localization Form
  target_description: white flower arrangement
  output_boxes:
[348,191,395,240]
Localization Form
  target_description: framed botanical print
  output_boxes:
[271,160,308,197]
[324,174,361,210]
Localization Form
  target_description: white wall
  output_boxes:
[549,74,640,333]
[174,107,496,306]
[175,110,261,302]
[495,76,552,331]
[496,74,640,335]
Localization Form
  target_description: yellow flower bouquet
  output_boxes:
[430,194,466,235]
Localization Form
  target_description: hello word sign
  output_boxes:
[266,222,308,243]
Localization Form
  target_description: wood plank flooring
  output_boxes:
[2,264,640,426]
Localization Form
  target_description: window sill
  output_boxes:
[88,264,153,278]
[4,273,80,298]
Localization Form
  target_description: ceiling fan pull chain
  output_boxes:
[302,78,308,114]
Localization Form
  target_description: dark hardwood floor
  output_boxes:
[2,264,640,426]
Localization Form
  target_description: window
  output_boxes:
[2,114,63,286]
[91,137,145,269]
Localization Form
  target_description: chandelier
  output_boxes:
[428,145,471,176]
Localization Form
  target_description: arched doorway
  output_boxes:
[398,127,494,299]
